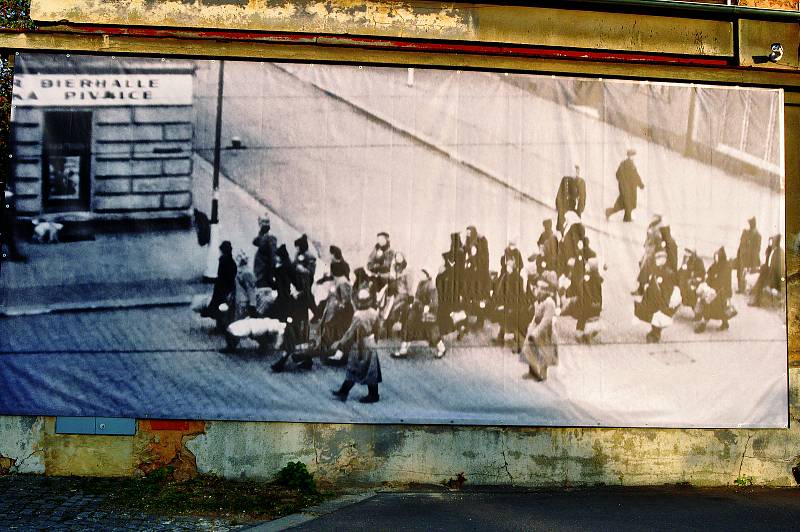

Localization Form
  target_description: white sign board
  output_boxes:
[12,74,193,107]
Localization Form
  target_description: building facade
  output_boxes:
[10,55,195,223]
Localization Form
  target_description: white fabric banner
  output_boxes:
[0,54,788,428]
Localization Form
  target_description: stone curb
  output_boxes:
[243,491,378,532]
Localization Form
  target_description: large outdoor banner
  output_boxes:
[0,53,788,427]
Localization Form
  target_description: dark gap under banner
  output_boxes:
[0,53,788,427]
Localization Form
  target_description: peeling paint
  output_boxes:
[134,420,206,481]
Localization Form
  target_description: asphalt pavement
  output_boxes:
[283,487,800,531]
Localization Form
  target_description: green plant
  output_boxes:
[275,461,317,493]
[734,475,754,487]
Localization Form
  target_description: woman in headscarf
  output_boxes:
[463,225,491,326]
[436,234,466,336]
[381,252,413,338]
[523,271,559,381]
[351,267,373,306]
[557,211,585,275]
[634,249,677,343]
[330,288,383,403]
[694,247,735,333]
[677,248,705,313]
[291,234,316,342]
[316,252,354,355]
[222,250,257,351]
[571,257,604,344]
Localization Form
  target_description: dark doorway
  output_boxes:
[42,111,92,212]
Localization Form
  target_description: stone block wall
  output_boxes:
[10,107,43,215]
[10,105,194,217]
[92,106,194,214]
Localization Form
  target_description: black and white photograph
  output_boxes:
[0,53,788,427]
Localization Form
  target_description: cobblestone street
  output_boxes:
[0,475,252,531]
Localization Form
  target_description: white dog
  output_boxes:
[31,219,64,244]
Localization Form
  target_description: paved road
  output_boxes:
[290,488,800,531]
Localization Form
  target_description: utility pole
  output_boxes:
[204,59,225,281]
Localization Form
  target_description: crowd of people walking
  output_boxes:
[195,149,786,400]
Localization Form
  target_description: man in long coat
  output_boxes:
[735,217,762,294]
[749,233,785,307]
[203,240,237,324]
[555,165,587,233]
[605,149,644,222]
[331,288,383,403]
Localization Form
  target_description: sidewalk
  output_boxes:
[0,155,305,317]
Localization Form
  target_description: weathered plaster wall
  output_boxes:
[187,369,800,487]
[0,416,45,474]
[28,0,734,57]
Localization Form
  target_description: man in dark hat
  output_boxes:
[735,216,762,294]
[605,149,644,222]
[252,213,278,288]
[555,165,587,233]
[367,231,395,297]
[2,189,27,263]
[203,240,237,324]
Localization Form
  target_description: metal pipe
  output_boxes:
[211,59,224,225]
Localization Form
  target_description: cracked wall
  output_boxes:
[0,416,45,474]
[184,370,800,487]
